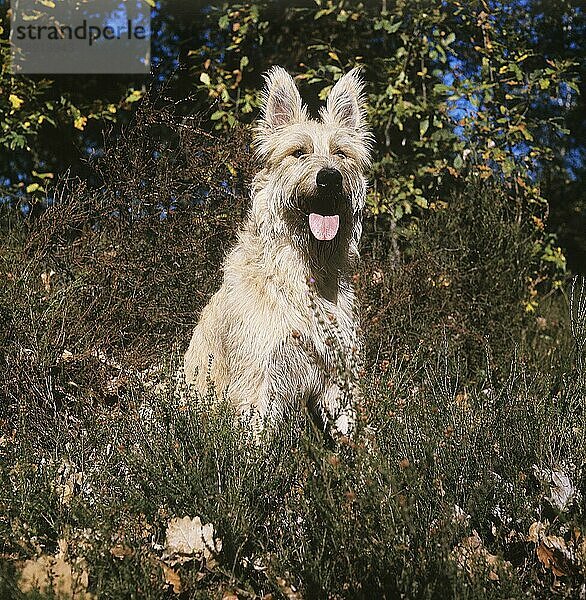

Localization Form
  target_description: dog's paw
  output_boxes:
[332,409,355,439]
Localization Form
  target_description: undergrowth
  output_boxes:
[0,326,584,598]
[0,98,584,599]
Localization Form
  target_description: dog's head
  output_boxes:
[252,66,372,262]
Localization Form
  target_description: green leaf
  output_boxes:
[318,86,332,101]
[124,90,144,104]
[384,20,402,34]
[433,83,452,94]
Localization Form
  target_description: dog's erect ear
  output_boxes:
[323,67,367,130]
[259,66,306,129]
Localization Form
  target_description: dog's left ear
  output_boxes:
[323,67,367,130]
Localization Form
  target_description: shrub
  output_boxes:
[360,179,570,376]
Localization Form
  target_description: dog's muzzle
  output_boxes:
[309,168,343,241]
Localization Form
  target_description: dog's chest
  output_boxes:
[267,290,360,401]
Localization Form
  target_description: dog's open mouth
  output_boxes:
[309,213,339,241]
[304,194,344,241]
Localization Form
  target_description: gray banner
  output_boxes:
[10,0,151,74]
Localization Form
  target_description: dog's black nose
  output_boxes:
[316,168,342,191]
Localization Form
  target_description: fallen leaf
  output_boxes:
[275,575,302,600]
[162,516,222,566]
[536,542,567,577]
[532,463,577,511]
[451,530,511,581]
[159,561,182,594]
[528,521,578,577]
[17,541,94,598]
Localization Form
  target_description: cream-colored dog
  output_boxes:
[185,66,371,436]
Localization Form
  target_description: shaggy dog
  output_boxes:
[184,66,372,436]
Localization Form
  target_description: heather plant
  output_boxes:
[0,309,584,598]
[0,95,584,597]
[359,178,570,376]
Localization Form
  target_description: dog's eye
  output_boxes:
[291,149,305,158]
[334,150,347,159]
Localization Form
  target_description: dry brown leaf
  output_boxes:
[17,543,94,599]
[160,561,182,594]
[275,575,302,600]
[451,530,511,582]
[536,543,567,577]
[528,521,578,577]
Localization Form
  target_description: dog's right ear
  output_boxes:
[258,66,306,130]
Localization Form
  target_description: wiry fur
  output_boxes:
[184,66,372,435]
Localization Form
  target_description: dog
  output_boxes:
[184,66,372,436]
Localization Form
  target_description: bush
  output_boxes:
[360,180,570,376]
[0,97,252,412]
[1,322,584,598]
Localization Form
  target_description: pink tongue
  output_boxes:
[309,213,339,241]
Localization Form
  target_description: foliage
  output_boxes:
[0,7,144,207]
[0,311,584,598]
[186,0,581,286]
[0,96,251,404]
[359,178,570,375]
[1,0,583,277]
